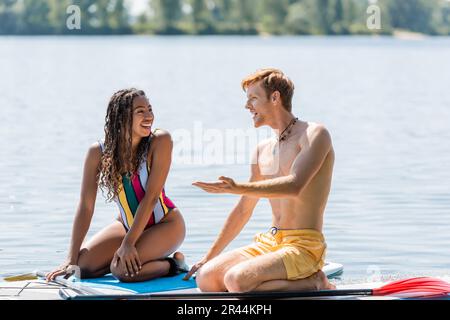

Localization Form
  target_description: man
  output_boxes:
[184,68,336,292]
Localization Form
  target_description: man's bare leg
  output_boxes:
[223,252,335,293]
[253,270,336,292]
[196,249,251,292]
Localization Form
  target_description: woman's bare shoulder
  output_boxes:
[151,129,173,146]
[85,142,102,164]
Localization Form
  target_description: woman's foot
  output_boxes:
[173,252,190,272]
[173,251,185,263]
[165,252,190,276]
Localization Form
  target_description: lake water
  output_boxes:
[1,36,450,283]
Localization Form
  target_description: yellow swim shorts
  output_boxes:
[238,227,327,280]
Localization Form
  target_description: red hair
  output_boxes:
[241,68,295,111]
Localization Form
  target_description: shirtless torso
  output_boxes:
[257,121,334,231]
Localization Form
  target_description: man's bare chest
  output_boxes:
[258,140,301,177]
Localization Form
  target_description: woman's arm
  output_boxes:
[67,143,102,263]
[46,143,101,280]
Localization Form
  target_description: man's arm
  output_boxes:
[183,147,262,280]
[202,147,262,260]
[238,125,332,198]
[194,125,332,199]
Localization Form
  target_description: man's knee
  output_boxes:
[223,266,253,293]
[196,262,225,292]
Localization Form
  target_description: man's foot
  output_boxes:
[310,270,336,290]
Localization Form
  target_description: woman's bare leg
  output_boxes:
[110,209,186,282]
[76,220,126,278]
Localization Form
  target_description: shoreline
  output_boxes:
[0,29,441,39]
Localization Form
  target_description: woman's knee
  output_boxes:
[76,248,111,279]
[76,249,99,278]
[170,209,186,244]
[137,210,186,259]
[109,261,134,282]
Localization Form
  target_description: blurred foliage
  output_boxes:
[0,0,449,35]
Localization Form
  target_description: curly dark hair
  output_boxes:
[98,88,151,202]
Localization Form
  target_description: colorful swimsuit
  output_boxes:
[99,140,176,231]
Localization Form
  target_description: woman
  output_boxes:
[46,88,187,282]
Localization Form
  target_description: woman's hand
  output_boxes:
[183,256,208,281]
[45,260,77,281]
[113,243,142,277]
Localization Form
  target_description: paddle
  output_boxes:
[3,272,39,282]
[61,277,450,300]
[3,271,103,296]
[371,277,450,297]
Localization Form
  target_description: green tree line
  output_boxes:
[1,0,449,35]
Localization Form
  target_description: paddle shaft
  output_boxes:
[63,288,375,300]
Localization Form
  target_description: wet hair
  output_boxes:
[98,88,150,201]
[241,68,295,112]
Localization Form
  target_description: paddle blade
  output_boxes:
[3,273,38,282]
[373,277,450,298]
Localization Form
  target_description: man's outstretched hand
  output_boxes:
[192,176,240,194]
[183,257,208,281]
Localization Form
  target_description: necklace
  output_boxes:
[278,117,298,142]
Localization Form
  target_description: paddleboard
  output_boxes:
[59,261,344,298]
